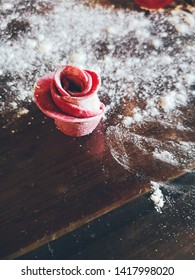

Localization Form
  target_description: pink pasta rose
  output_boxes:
[135,0,173,9]
[34,65,105,137]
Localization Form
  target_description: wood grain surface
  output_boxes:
[0,106,152,259]
[0,99,194,259]
[0,0,195,260]
[17,172,195,260]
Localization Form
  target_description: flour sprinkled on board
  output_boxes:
[150,181,165,213]
[1,0,195,215]
[0,0,195,121]
[152,150,179,166]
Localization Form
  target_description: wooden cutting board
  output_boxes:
[0,96,194,259]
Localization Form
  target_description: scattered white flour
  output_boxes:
[16,108,29,118]
[152,149,179,166]
[169,8,195,34]
[159,90,188,112]
[123,116,133,127]
[150,181,165,213]
[184,73,195,86]
[159,91,177,112]
[151,38,163,49]
[0,0,195,121]
[108,126,195,169]
[0,0,194,216]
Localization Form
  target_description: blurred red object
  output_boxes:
[135,0,173,9]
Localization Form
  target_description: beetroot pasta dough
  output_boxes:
[34,65,105,137]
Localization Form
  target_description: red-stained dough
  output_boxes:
[34,65,105,137]
[135,0,173,9]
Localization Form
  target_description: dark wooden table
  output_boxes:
[0,101,194,260]
[17,171,195,260]
[0,0,195,260]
